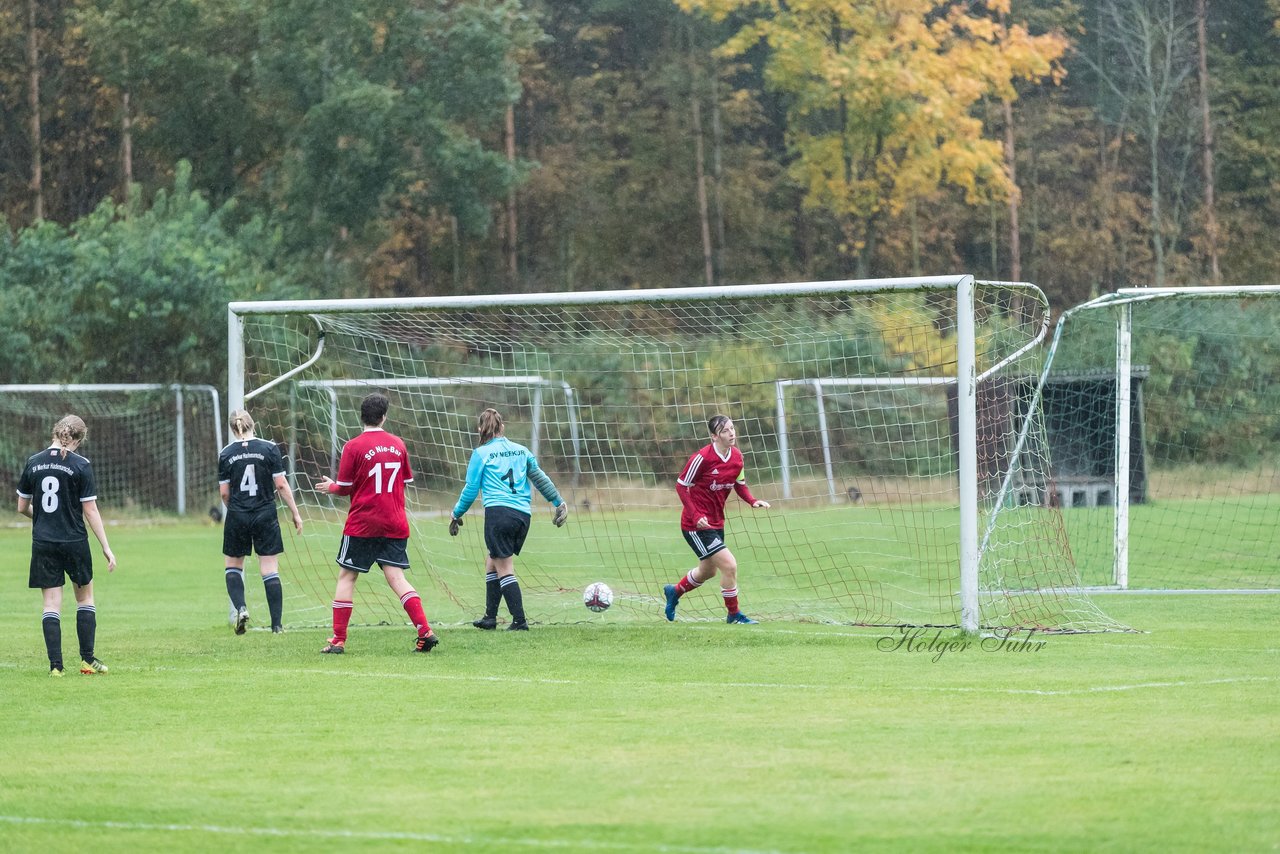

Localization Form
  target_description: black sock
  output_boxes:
[263,573,283,629]
[484,572,501,619]
[225,568,246,610]
[500,575,525,623]
[76,605,97,662]
[42,612,61,669]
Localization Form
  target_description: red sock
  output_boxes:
[721,586,739,615]
[332,600,353,643]
[674,571,703,597]
[401,590,431,636]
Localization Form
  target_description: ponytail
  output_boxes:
[478,408,504,444]
[52,414,87,459]
[229,409,256,440]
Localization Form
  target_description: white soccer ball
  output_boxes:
[583,582,613,613]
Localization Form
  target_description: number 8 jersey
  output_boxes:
[17,446,99,543]
[335,428,414,538]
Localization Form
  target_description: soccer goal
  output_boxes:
[1029,285,1280,592]
[0,383,224,517]
[228,277,1125,632]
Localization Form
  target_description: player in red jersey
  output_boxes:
[663,414,770,624]
[314,393,438,654]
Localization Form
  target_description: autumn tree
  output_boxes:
[677,0,1066,277]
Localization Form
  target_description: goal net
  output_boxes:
[1038,286,1280,592]
[230,277,1125,632]
[0,384,224,518]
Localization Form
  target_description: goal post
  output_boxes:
[1037,285,1280,592]
[228,276,1124,633]
[0,383,224,517]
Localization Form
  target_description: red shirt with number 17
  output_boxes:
[334,428,415,538]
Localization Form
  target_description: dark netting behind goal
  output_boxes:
[0,385,223,519]
[233,279,1126,631]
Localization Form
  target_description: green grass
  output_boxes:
[1,524,1277,852]
[1061,494,1280,588]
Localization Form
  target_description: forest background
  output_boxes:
[0,0,1277,388]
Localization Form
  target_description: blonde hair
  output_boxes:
[229,409,256,439]
[52,414,87,459]
[478,408,505,444]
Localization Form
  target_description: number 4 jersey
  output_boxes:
[335,428,414,539]
[17,446,99,543]
[219,437,286,516]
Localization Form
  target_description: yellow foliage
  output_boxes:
[700,342,784,423]
[678,0,1068,253]
[866,297,956,374]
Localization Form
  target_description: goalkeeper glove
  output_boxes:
[553,503,569,528]
[448,516,463,536]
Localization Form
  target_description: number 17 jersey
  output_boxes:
[335,428,414,539]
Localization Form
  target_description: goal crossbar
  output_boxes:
[228,276,973,317]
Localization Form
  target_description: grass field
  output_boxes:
[1,523,1277,852]
[1062,494,1280,589]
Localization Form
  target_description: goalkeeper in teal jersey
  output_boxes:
[449,408,568,630]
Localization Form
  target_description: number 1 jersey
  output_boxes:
[335,428,414,538]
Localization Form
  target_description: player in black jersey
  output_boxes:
[218,409,303,634]
[16,414,117,676]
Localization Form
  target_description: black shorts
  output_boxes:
[683,528,727,560]
[29,539,94,589]
[223,507,285,558]
[484,506,531,559]
[336,535,410,573]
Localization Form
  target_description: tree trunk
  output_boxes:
[121,50,133,196]
[1002,97,1021,283]
[26,0,43,223]
[998,10,1024,317]
[834,16,858,278]
[121,90,133,187]
[710,66,726,282]
[855,214,876,279]
[451,216,462,293]
[504,103,518,290]
[909,198,921,276]
[1150,134,1164,287]
[688,31,714,288]
[1196,0,1220,284]
[989,197,999,278]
